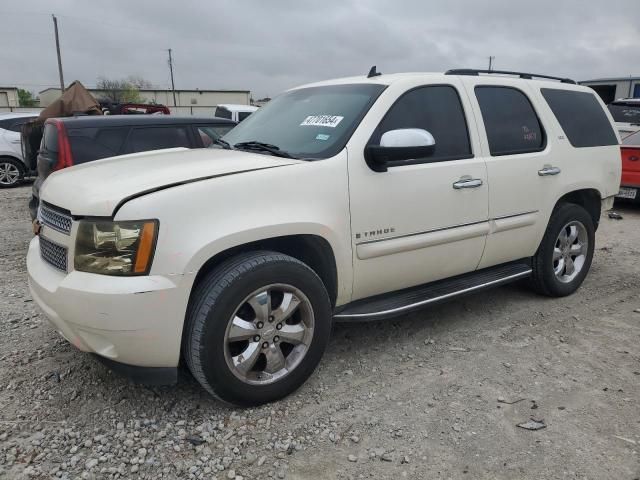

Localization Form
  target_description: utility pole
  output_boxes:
[488,56,495,71]
[167,49,177,106]
[52,14,65,91]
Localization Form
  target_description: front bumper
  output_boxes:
[27,236,189,369]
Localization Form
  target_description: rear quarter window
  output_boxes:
[541,88,619,148]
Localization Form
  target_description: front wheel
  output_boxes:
[0,158,24,188]
[530,203,595,297]
[184,251,332,406]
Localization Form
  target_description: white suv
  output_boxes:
[0,112,38,187]
[27,69,621,406]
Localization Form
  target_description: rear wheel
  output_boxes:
[0,158,24,188]
[184,251,332,406]
[530,203,595,297]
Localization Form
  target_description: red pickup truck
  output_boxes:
[618,131,640,201]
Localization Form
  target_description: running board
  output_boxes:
[333,261,532,321]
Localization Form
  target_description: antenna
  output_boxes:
[367,66,382,78]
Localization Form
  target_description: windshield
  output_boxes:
[223,84,386,159]
[608,103,640,124]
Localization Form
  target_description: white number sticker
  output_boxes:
[300,115,344,128]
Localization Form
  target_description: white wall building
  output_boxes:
[0,87,20,108]
[38,87,252,116]
[580,77,640,104]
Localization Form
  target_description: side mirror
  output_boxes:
[365,128,436,172]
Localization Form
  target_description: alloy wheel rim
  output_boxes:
[0,162,19,186]
[223,284,315,385]
[553,220,588,283]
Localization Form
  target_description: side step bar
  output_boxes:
[333,261,532,321]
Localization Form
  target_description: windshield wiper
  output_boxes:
[213,137,232,149]
[234,141,297,159]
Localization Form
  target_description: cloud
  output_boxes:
[0,0,638,99]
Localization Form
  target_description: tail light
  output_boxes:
[52,120,74,171]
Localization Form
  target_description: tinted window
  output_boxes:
[475,86,544,155]
[0,116,36,132]
[67,127,128,164]
[369,85,471,162]
[42,123,59,152]
[127,126,190,153]
[237,111,252,122]
[215,107,232,120]
[196,125,234,148]
[542,89,619,148]
[607,103,640,124]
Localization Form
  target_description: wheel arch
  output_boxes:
[554,188,602,230]
[188,234,339,309]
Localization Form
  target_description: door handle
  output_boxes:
[538,165,561,176]
[453,178,483,189]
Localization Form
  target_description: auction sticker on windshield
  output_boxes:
[301,115,344,128]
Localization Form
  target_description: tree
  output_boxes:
[18,89,38,107]
[95,76,152,104]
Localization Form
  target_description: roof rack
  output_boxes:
[445,69,576,84]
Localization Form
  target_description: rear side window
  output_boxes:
[67,127,128,164]
[237,111,252,122]
[475,86,544,156]
[542,89,618,148]
[215,107,232,120]
[127,126,190,153]
[370,85,472,162]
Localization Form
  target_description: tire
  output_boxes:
[0,157,24,188]
[530,203,595,297]
[184,251,332,406]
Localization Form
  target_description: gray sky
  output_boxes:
[1,0,638,99]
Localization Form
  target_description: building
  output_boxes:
[38,87,252,115]
[0,87,20,108]
[580,76,640,104]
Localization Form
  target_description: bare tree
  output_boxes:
[95,76,152,103]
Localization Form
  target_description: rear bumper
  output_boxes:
[27,236,189,368]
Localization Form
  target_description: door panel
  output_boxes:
[348,81,488,301]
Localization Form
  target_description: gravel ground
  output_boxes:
[1,184,639,480]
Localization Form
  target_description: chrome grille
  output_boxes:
[40,236,68,272]
[40,204,72,235]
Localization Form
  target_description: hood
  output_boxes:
[40,148,300,216]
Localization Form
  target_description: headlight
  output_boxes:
[74,220,158,276]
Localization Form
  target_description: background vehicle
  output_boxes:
[617,130,640,201]
[100,101,171,115]
[214,104,258,123]
[0,113,39,187]
[607,98,640,137]
[27,69,620,406]
[29,115,235,218]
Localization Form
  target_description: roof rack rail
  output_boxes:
[445,69,576,84]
